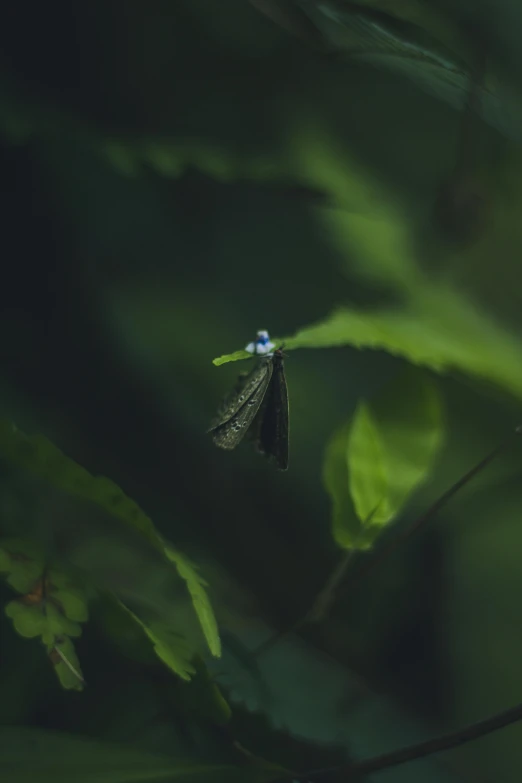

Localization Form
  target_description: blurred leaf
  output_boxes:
[0,421,159,547]
[0,727,287,783]
[48,637,85,691]
[171,656,232,726]
[166,548,222,658]
[323,420,362,549]
[249,0,332,49]
[368,366,445,518]
[264,0,472,60]
[290,288,522,397]
[325,368,444,548]
[298,0,522,143]
[5,601,82,642]
[120,602,196,681]
[0,422,221,666]
[0,540,87,690]
[347,402,388,525]
[213,289,522,401]
[213,350,255,367]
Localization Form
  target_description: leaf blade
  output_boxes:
[347,402,389,526]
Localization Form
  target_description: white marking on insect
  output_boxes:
[245,329,275,356]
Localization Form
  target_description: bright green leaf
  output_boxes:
[118,602,196,681]
[323,421,365,550]
[212,349,257,367]
[326,368,445,549]
[0,727,287,783]
[369,366,445,519]
[212,293,522,402]
[245,292,522,401]
[347,402,389,525]
[165,548,221,658]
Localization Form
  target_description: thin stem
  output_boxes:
[351,427,521,587]
[254,429,521,660]
[304,699,522,780]
[251,550,356,660]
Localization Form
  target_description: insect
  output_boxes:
[208,332,289,470]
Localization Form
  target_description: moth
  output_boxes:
[208,332,289,470]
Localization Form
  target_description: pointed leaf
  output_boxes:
[323,421,364,550]
[213,349,260,367]
[347,402,388,525]
[326,368,445,549]
[0,423,220,665]
[369,367,445,520]
[165,548,221,658]
[118,602,196,681]
[48,637,85,691]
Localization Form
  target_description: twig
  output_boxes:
[350,427,522,587]
[254,428,521,660]
[251,549,356,660]
[303,699,522,780]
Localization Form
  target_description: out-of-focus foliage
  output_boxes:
[0,421,220,683]
[323,367,444,548]
[2,0,522,782]
[255,0,522,143]
[0,538,87,690]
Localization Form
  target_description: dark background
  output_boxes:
[2,2,522,782]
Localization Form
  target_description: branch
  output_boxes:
[303,699,522,780]
[351,426,522,586]
[254,427,522,660]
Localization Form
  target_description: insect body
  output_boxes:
[250,348,289,471]
[209,335,289,470]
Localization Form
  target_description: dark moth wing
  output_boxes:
[208,358,273,450]
[251,350,289,471]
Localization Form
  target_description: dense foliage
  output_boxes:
[2,2,522,782]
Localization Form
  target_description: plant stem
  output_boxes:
[304,699,522,780]
[351,427,522,586]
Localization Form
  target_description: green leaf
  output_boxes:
[212,349,258,367]
[270,292,522,400]
[48,637,85,691]
[118,602,196,681]
[0,540,89,689]
[323,421,362,550]
[0,727,287,783]
[165,548,221,658]
[51,586,89,622]
[368,366,445,520]
[0,422,221,667]
[325,368,445,549]
[0,421,164,549]
[347,402,388,525]
[171,656,232,726]
[5,601,82,642]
